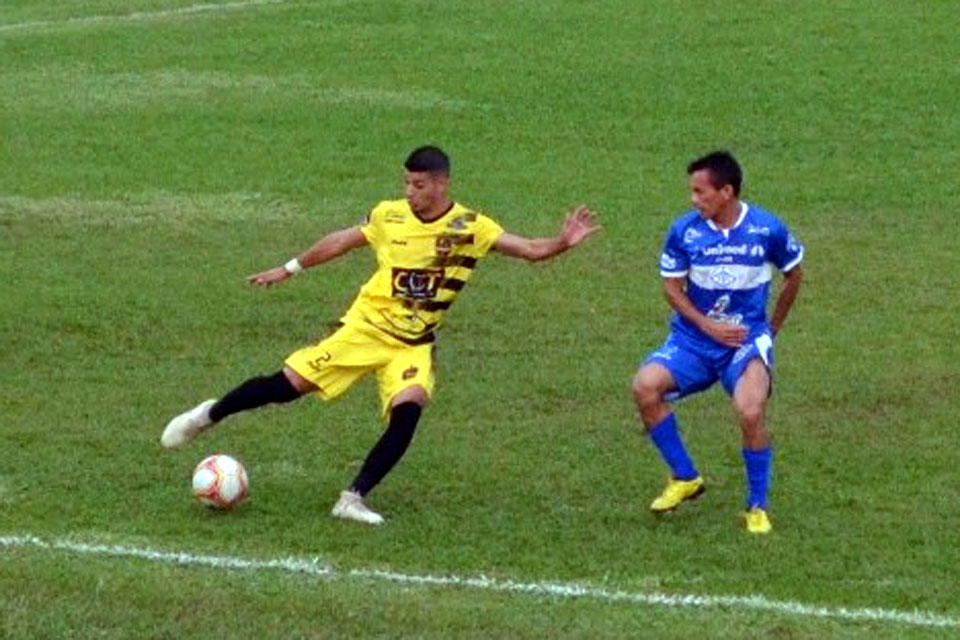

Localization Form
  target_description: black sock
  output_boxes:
[350,402,422,496]
[208,371,302,423]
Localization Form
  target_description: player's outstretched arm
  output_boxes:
[493,205,599,262]
[247,226,368,286]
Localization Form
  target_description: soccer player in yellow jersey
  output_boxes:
[161,146,599,524]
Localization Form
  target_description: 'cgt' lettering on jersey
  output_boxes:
[392,268,444,300]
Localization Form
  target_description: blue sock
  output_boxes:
[648,414,698,481]
[742,447,773,509]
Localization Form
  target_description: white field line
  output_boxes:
[0,0,290,33]
[2,533,959,630]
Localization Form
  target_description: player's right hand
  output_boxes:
[704,321,748,348]
[247,266,293,286]
[561,205,601,248]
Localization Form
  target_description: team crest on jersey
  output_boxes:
[435,233,474,257]
[710,266,737,288]
[392,268,443,299]
[435,235,453,257]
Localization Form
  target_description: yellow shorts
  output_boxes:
[284,323,435,419]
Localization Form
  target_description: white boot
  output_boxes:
[160,399,217,448]
[331,490,384,525]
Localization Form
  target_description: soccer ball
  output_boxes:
[192,454,249,509]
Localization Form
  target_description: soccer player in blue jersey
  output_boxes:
[632,151,804,534]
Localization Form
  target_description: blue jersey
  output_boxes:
[658,202,803,350]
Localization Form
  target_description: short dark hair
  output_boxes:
[687,151,742,196]
[405,146,450,175]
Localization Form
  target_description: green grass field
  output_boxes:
[3,1,960,637]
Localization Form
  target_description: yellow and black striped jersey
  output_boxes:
[341,199,504,344]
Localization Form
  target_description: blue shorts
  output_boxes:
[643,331,774,401]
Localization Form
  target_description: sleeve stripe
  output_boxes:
[660,269,688,278]
[782,250,804,273]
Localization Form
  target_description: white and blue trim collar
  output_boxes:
[706,202,748,236]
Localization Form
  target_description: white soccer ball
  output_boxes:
[192,454,249,509]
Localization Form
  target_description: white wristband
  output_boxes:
[284,258,303,275]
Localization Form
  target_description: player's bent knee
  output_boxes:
[282,366,317,395]
[734,401,764,429]
[391,385,429,408]
[632,369,666,408]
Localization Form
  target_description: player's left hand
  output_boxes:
[561,205,600,248]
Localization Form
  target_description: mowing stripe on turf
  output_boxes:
[1,533,958,629]
[0,0,291,33]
